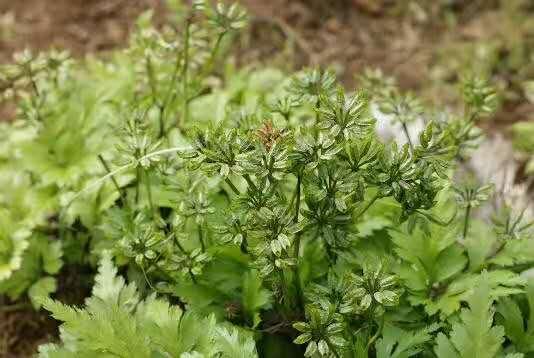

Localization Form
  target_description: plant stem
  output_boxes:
[354,193,380,221]
[366,315,384,354]
[462,204,471,239]
[294,172,302,223]
[401,122,414,152]
[158,104,166,138]
[143,168,155,218]
[224,177,240,195]
[188,268,198,284]
[179,17,191,128]
[203,32,226,76]
[240,232,249,254]
[173,233,187,254]
[292,172,304,312]
[135,166,141,205]
[243,174,257,191]
[278,269,289,313]
[97,154,125,203]
[197,224,206,252]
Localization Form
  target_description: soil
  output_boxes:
[0,0,165,62]
[0,0,532,356]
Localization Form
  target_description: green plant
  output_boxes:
[1,1,534,357]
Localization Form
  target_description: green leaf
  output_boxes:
[376,323,439,358]
[42,241,63,275]
[242,269,272,328]
[29,276,57,309]
[434,273,505,358]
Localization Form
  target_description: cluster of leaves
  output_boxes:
[1,1,534,357]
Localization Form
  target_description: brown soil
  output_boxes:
[0,306,57,358]
[0,0,165,62]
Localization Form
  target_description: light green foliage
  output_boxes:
[434,274,506,358]
[376,323,440,358]
[495,278,534,354]
[39,253,257,358]
[242,269,272,328]
[0,1,533,357]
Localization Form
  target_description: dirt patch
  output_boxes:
[0,0,165,62]
[0,303,57,358]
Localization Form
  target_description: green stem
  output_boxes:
[415,209,457,226]
[462,204,471,239]
[278,269,289,312]
[292,173,304,312]
[197,224,206,252]
[135,166,141,205]
[225,177,240,195]
[366,315,384,354]
[203,32,226,76]
[188,268,198,284]
[354,193,380,221]
[240,232,249,254]
[143,168,155,218]
[401,122,414,152]
[173,233,187,254]
[157,104,166,138]
[180,17,191,128]
[243,174,257,191]
[97,154,125,203]
[294,173,302,222]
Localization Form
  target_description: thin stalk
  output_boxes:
[179,17,191,128]
[415,209,457,226]
[27,64,43,122]
[66,146,193,208]
[173,233,187,254]
[277,269,289,308]
[157,104,166,138]
[143,168,155,218]
[366,315,385,353]
[240,232,249,254]
[172,233,198,284]
[197,224,206,252]
[135,166,142,205]
[294,173,302,222]
[401,122,414,152]
[188,268,198,284]
[203,31,226,76]
[97,155,125,203]
[243,174,257,191]
[225,177,240,195]
[354,193,380,221]
[462,204,471,239]
[292,172,304,312]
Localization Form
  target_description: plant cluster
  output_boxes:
[1,1,534,357]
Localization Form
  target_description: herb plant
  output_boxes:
[1,1,534,357]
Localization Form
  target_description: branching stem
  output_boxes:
[97,154,125,203]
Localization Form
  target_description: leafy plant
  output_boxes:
[0,1,533,357]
